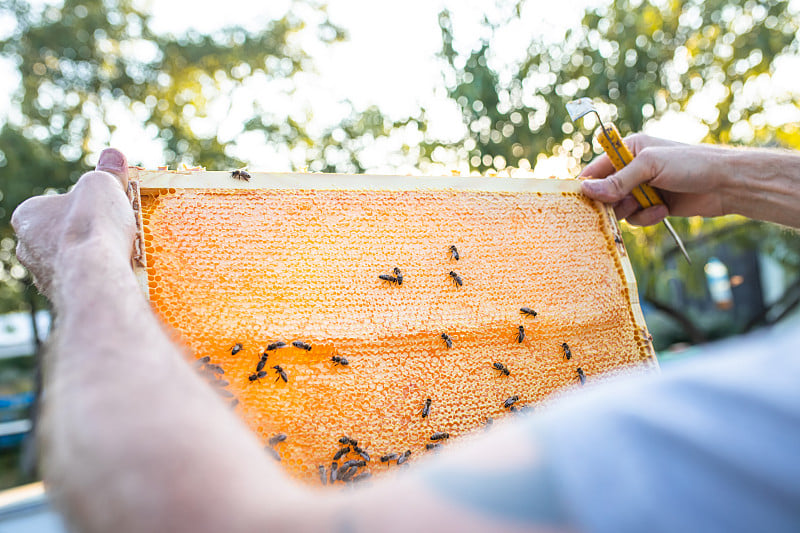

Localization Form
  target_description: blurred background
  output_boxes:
[0,0,798,502]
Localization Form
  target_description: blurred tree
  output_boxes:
[426,0,800,345]
[0,0,389,312]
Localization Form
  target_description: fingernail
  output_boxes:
[97,148,127,174]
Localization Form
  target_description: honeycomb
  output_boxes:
[133,171,655,487]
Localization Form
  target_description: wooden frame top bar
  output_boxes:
[129,168,583,194]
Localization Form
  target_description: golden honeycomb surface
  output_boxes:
[139,185,654,486]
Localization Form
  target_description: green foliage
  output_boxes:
[0,0,387,311]
[426,0,800,344]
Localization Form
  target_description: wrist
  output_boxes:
[52,237,137,308]
[720,148,800,227]
[715,147,750,217]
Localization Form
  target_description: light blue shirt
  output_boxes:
[538,327,800,532]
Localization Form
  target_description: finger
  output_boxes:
[613,195,641,221]
[626,205,668,227]
[579,153,615,179]
[95,148,129,190]
[580,151,657,203]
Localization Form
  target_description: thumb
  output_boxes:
[95,148,129,191]
[580,151,656,203]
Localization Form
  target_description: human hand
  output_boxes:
[579,134,732,226]
[11,148,136,299]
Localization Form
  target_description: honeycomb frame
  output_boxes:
[128,168,657,486]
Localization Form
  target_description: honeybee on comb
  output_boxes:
[562,342,572,361]
[520,307,538,317]
[249,370,267,382]
[378,274,398,284]
[266,341,286,351]
[441,333,453,349]
[449,245,460,261]
[492,362,510,376]
[448,270,463,287]
[397,450,412,465]
[420,398,432,418]
[230,169,251,181]
[331,355,349,366]
[503,395,519,409]
[272,365,288,383]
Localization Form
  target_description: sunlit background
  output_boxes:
[0,0,798,497]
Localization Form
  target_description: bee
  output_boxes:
[266,341,287,351]
[503,395,520,409]
[380,453,399,463]
[562,342,572,361]
[441,333,453,349]
[379,274,399,284]
[217,389,234,398]
[256,353,268,372]
[264,446,281,462]
[231,343,243,355]
[229,398,239,408]
[268,433,287,447]
[449,245,460,261]
[492,362,510,376]
[333,446,351,461]
[332,356,350,366]
[354,446,370,462]
[430,432,449,441]
[319,466,327,486]
[392,267,404,286]
[485,417,494,428]
[509,406,518,412]
[272,365,288,383]
[576,367,586,385]
[205,364,225,375]
[518,404,535,414]
[421,398,432,418]
[292,340,312,351]
[425,443,441,451]
[248,370,267,382]
[338,436,352,445]
[614,234,623,244]
[516,325,525,343]
[194,356,211,366]
[448,270,463,287]
[231,169,251,181]
[352,472,372,483]
[210,379,230,388]
[341,459,367,469]
[520,307,538,317]
[330,461,339,483]
[397,450,412,465]
[339,466,358,483]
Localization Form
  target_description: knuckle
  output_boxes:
[607,174,626,197]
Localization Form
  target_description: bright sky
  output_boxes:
[136,0,603,175]
[3,0,799,174]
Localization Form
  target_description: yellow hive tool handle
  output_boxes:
[594,123,665,209]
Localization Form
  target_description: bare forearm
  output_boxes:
[43,242,312,532]
[724,148,800,228]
